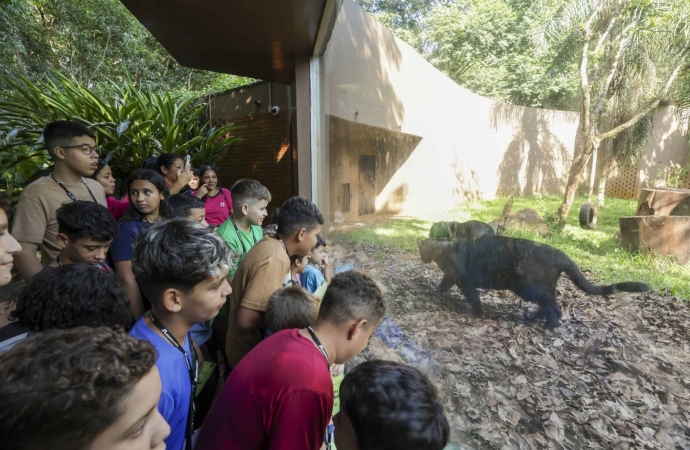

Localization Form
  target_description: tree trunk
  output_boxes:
[557,138,593,223]
[557,109,594,224]
[593,143,612,206]
[557,5,600,225]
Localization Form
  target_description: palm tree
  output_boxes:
[531,0,690,224]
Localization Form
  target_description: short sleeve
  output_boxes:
[241,258,289,312]
[266,389,332,450]
[158,389,176,422]
[302,267,325,294]
[107,197,130,221]
[224,188,233,212]
[11,193,46,244]
[110,222,140,262]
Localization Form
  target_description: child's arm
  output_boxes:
[114,260,145,319]
[322,254,334,283]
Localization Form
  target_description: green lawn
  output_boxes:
[331,194,690,299]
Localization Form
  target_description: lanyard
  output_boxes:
[307,326,329,364]
[277,238,289,258]
[307,326,332,450]
[51,173,98,203]
[149,311,198,450]
[230,215,258,255]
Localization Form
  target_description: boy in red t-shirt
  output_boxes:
[196,270,386,450]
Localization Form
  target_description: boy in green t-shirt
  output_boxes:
[214,179,271,356]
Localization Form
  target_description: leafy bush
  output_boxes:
[0,72,241,198]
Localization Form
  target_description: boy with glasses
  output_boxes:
[12,120,106,280]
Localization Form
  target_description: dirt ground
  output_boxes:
[332,241,690,450]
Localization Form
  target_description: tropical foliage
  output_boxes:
[0,73,241,198]
[0,0,253,96]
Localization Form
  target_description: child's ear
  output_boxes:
[241,203,249,215]
[56,233,69,248]
[53,147,67,161]
[161,288,183,313]
[296,227,307,242]
[347,319,368,340]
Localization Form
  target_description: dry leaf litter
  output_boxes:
[333,242,690,450]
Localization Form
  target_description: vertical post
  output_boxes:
[294,53,312,200]
[310,55,323,208]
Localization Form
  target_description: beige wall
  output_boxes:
[319,0,688,220]
[638,106,689,194]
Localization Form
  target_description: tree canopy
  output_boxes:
[357,0,690,114]
[0,0,252,96]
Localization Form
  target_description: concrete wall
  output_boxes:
[638,106,690,193]
[319,0,689,220]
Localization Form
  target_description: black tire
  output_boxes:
[579,202,598,229]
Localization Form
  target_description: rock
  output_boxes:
[490,208,550,236]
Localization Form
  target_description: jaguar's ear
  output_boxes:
[416,237,422,247]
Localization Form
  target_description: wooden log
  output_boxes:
[636,187,690,216]
[619,216,690,264]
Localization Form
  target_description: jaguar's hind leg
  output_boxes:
[538,295,562,330]
[460,286,483,317]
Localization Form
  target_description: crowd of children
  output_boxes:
[0,121,450,450]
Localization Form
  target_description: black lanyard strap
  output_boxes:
[51,173,98,203]
[307,326,329,364]
[149,311,198,450]
[230,215,258,255]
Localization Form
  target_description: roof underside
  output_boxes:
[121,0,326,84]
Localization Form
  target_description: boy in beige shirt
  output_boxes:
[225,196,324,368]
[12,121,105,279]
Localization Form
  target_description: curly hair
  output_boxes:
[9,264,133,331]
[275,196,324,236]
[57,200,117,242]
[132,218,231,302]
[0,327,156,450]
[318,270,386,328]
[339,360,450,450]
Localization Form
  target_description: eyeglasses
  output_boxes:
[61,144,102,156]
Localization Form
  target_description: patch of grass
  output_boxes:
[331,194,690,300]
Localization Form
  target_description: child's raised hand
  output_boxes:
[196,184,209,198]
[322,254,329,267]
[177,165,192,186]
[329,364,344,377]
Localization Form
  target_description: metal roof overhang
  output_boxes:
[120,0,327,85]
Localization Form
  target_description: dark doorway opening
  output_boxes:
[358,155,376,216]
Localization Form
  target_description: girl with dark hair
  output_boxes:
[155,152,192,194]
[91,159,129,220]
[111,169,168,318]
[193,165,232,228]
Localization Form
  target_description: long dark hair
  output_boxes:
[120,169,169,223]
[92,158,108,179]
[199,165,222,191]
[156,153,182,177]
